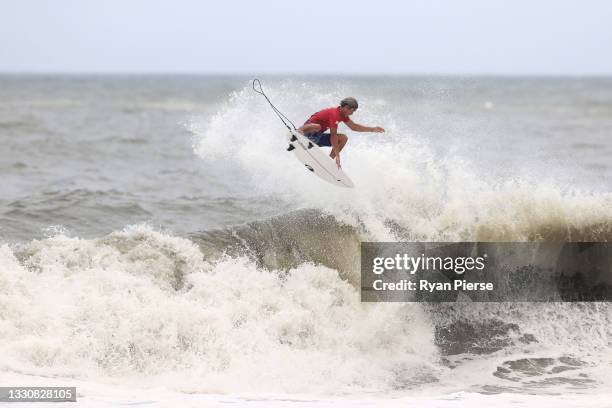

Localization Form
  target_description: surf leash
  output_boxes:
[252,79,297,131]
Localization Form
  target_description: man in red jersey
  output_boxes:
[298,97,385,168]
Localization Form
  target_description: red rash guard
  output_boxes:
[306,107,350,132]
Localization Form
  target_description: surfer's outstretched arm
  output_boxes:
[346,120,385,133]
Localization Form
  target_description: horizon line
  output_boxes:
[1,71,611,78]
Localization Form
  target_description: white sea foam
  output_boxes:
[191,81,612,242]
[0,225,438,394]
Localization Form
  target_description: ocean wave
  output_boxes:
[1,225,438,394]
[189,82,612,243]
[3,79,612,395]
[2,223,611,394]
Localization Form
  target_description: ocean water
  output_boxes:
[1,75,612,407]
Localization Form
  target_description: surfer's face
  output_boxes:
[341,106,356,116]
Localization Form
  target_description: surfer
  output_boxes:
[298,98,385,168]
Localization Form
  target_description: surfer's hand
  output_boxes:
[335,155,341,169]
[373,126,385,133]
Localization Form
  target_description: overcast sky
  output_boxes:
[1,0,611,75]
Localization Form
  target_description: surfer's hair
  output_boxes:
[340,97,358,109]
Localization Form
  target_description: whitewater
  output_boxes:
[1,75,611,406]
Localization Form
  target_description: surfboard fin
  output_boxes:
[287,144,295,151]
[290,134,298,142]
[307,142,314,149]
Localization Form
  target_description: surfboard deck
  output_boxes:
[286,130,354,188]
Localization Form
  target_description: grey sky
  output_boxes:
[1,0,611,75]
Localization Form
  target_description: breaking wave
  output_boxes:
[2,80,611,396]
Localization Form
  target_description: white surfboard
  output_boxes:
[286,130,354,188]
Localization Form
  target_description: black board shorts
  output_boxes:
[304,131,331,147]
